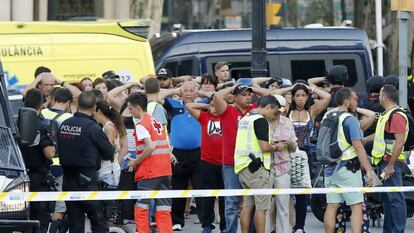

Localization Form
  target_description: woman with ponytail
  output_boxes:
[95,100,127,186]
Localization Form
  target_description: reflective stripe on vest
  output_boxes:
[41,108,73,166]
[372,107,408,165]
[337,112,357,161]
[234,113,270,174]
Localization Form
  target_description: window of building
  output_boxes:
[48,0,102,20]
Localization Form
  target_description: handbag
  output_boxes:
[289,149,311,188]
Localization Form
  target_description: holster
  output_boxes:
[345,157,360,173]
[247,153,263,173]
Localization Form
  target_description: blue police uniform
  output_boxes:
[58,112,114,233]
[20,115,54,233]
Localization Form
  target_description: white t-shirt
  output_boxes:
[135,124,151,141]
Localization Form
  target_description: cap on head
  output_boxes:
[157,68,172,79]
[102,70,119,80]
[273,95,286,112]
[233,84,253,95]
[326,65,349,85]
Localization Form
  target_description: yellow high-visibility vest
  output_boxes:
[234,113,271,174]
[337,112,358,161]
[41,108,73,165]
[372,107,408,165]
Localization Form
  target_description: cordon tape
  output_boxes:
[1,186,414,202]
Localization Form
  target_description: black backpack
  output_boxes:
[388,108,414,151]
[316,111,351,166]
[48,112,65,149]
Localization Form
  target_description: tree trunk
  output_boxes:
[131,0,165,38]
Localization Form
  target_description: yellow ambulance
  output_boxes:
[0,20,155,91]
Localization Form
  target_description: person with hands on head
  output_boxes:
[370,84,409,233]
[158,81,203,231]
[186,99,226,233]
[125,92,173,233]
[23,72,81,108]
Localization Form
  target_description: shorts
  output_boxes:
[324,166,363,206]
[238,166,271,210]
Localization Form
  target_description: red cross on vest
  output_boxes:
[151,119,163,135]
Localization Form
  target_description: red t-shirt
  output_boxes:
[385,112,407,134]
[198,111,222,165]
[220,104,257,165]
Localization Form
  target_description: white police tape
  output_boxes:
[1,186,414,202]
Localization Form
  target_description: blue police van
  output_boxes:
[151,27,374,97]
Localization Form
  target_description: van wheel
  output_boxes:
[311,194,326,222]
[109,225,135,233]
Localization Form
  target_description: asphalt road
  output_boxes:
[85,211,414,233]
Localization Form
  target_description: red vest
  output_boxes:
[134,114,172,181]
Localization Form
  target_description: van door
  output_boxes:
[0,34,53,90]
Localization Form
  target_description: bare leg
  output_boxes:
[349,203,363,233]
[324,203,341,233]
[254,208,266,233]
[240,206,254,233]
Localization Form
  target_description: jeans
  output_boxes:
[379,161,406,233]
[222,165,242,233]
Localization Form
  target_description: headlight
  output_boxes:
[0,176,29,218]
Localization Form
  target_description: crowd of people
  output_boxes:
[19,62,412,233]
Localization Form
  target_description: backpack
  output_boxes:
[316,111,351,166]
[48,112,65,149]
[388,108,414,151]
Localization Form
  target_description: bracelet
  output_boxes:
[60,81,65,87]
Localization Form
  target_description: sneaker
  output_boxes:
[172,224,182,231]
[293,229,305,233]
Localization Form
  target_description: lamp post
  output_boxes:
[251,0,268,78]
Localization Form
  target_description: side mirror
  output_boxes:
[18,107,38,146]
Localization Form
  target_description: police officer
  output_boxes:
[58,91,114,233]
[20,89,55,233]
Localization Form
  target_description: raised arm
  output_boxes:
[308,77,326,88]
[22,75,43,97]
[107,83,133,111]
[185,103,209,120]
[252,77,272,87]
[357,107,377,132]
[251,86,272,97]
[214,86,235,115]
[158,88,181,105]
[309,86,331,118]
[55,77,82,99]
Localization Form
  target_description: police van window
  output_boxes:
[212,61,269,80]
[164,59,194,77]
[290,60,325,82]
[333,59,357,86]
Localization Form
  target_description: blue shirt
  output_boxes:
[325,115,362,177]
[164,97,201,150]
